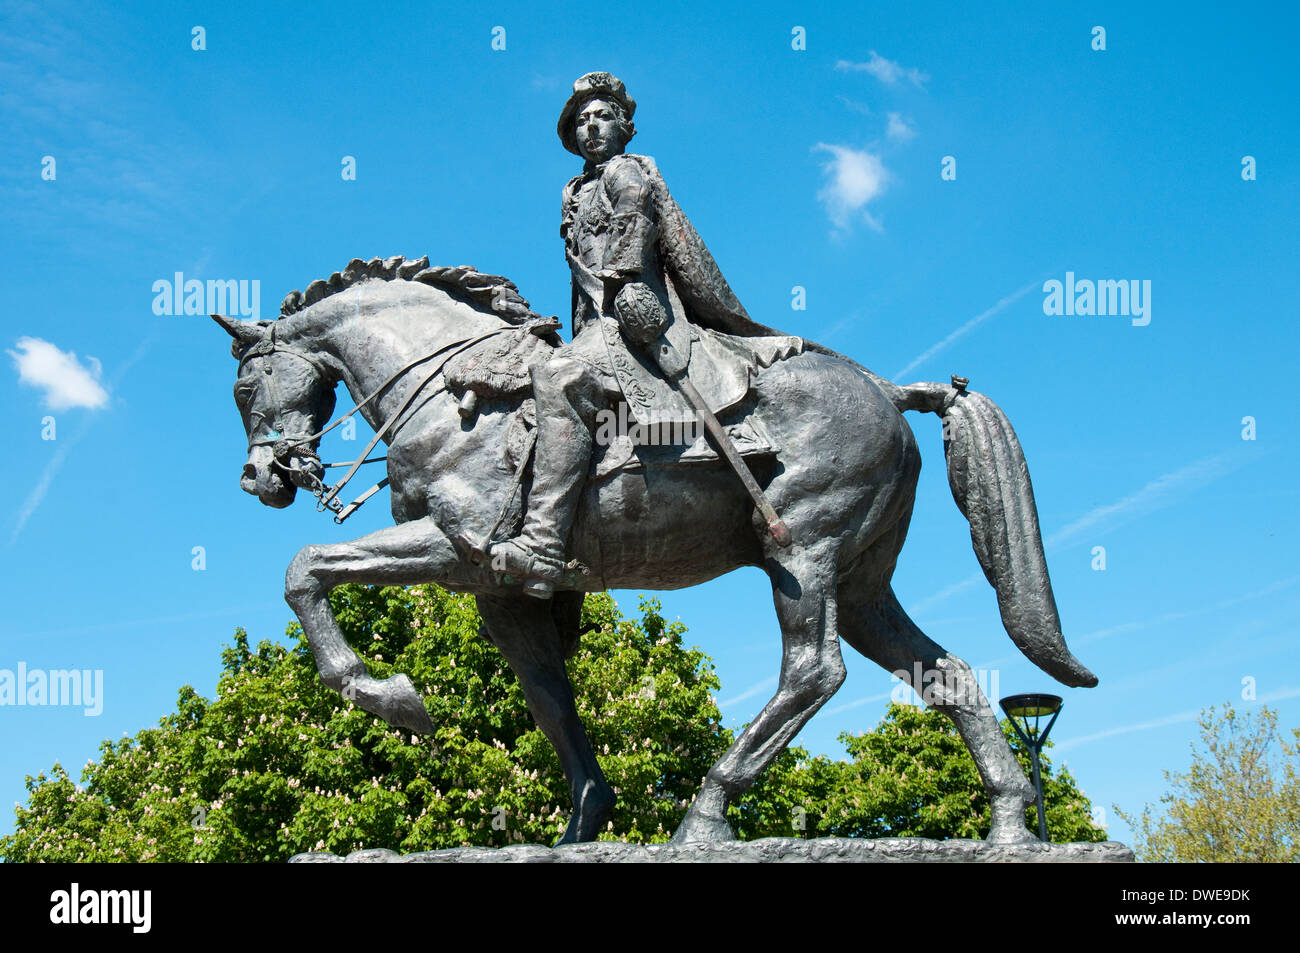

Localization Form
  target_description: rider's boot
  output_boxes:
[488,357,596,599]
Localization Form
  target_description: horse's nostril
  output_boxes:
[243,463,258,481]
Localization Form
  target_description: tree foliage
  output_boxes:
[1114,702,1300,862]
[2,585,1104,861]
[732,702,1106,843]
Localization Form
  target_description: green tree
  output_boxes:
[731,702,1107,843]
[2,586,1105,861]
[2,586,742,860]
[1114,702,1300,862]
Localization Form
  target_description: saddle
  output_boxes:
[444,322,796,481]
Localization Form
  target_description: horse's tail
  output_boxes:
[893,379,1098,689]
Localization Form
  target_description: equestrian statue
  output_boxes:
[212,72,1098,845]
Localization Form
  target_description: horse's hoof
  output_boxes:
[981,787,1040,844]
[349,672,434,735]
[553,818,587,846]
[553,782,616,845]
[384,673,436,735]
[670,809,735,845]
[986,798,1039,844]
[986,825,1040,845]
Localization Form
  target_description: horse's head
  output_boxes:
[213,313,336,509]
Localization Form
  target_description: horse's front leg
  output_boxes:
[284,517,462,735]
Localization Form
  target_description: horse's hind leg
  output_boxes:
[673,540,847,844]
[476,593,614,844]
[838,582,1037,843]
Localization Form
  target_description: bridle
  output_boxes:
[234,317,558,523]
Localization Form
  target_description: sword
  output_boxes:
[569,257,792,548]
[649,334,791,547]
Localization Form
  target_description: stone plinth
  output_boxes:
[290,837,1134,864]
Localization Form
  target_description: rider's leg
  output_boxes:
[490,354,603,598]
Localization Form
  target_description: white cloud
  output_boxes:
[837,95,873,116]
[886,112,916,141]
[7,337,109,410]
[836,53,929,89]
[814,143,888,233]
[8,332,152,543]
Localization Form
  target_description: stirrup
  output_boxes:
[486,539,568,600]
[453,534,589,599]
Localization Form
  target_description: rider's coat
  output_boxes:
[560,152,801,426]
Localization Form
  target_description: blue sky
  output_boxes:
[2,0,1297,846]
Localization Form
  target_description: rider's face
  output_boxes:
[576,98,624,163]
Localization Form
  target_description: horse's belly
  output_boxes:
[571,466,763,590]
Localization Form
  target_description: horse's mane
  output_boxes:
[278,255,542,325]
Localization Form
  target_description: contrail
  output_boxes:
[906,451,1255,618]
[822,690,894,717]
[1055,688,1300,752]
[906,572,982,619]
[0,603,287,641]
[719,676,777,709]
[1075,573,1300,646]
[893,279,1039,380]
[1046,451,1246,547]
[1054,707,1203,751]
[10,423,91,543]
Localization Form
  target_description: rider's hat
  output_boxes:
[557,71,637,155]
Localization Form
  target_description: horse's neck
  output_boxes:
[281,281,528,538]
[288,282,502,437]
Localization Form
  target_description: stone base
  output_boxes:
[291,837,1133,864]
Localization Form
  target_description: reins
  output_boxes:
[234,317,556,523]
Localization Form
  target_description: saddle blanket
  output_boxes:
[590,415,778,483]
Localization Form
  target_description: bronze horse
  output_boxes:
[214,255,1097,845]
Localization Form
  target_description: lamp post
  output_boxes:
[999,693,1063,842]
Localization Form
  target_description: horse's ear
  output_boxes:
[211,313,265,350]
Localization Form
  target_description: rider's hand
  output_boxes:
[613,282,669,349]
